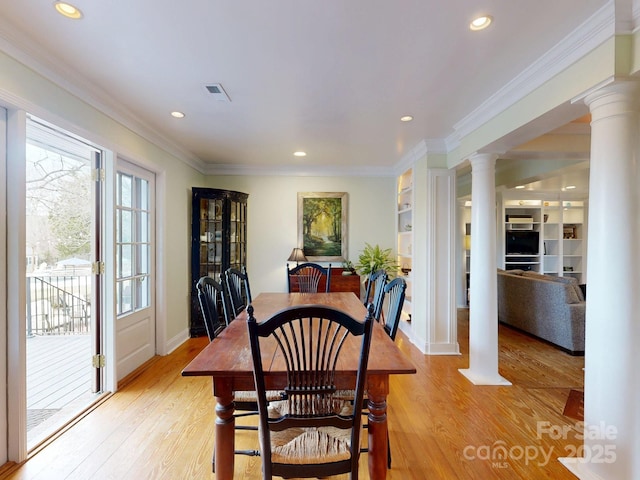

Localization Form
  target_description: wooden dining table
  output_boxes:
[182,292,417,480]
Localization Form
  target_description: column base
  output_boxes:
[559,457,607,480]
[458,368,511,386]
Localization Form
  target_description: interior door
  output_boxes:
[115,160,155,380]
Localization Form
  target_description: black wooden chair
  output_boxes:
[351,279,406,469]
[247,304,373,480]
[222,266,252,320]
[363,269,388,321]
[196,275,280,471]
[196,276,230,340]
[380,277,407,341]
[286,262,331,293]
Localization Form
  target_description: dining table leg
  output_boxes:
[366,374,389,480]
[214,378,235,480]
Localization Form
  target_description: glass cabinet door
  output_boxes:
[198,197,224,280]
[229,198,247,270]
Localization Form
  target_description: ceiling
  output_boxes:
[0,0,604,180]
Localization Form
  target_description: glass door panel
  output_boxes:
[115,161,155,381]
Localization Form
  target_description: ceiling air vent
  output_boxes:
[205,83,231,102]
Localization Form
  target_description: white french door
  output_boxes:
[5,113,156,460]
[24,116,106,449]
[115,160,156,380]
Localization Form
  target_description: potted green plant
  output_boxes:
[355,243,397,281]
[341,260,356,275]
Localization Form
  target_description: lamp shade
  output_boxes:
[287,247,307,263]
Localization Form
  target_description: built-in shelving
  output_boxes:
[500,197,586,284]
[460,196,586,308]
[397,168,413,322]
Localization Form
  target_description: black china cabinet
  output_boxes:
[190,187,248,336]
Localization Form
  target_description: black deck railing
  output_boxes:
[26,274,91,336]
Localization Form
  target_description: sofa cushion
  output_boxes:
[521,271,584,302]
[522,271,574,284]
[504,269,525,275]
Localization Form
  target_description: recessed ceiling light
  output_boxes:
[293,151,307,157]
[470,15,492,31]
[565,185,576,190]
[170,111,185,118]
[54,2,83,19]
[515,185,525,189]
[400,115,413,122]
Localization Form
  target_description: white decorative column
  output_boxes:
[423,167,459,354]
[560,81,640,479]
[459,153,510,385]
[410,153,460,355]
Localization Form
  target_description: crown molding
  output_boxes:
[449,2,615,145]
[424,138,449,155]
[203,163,395,177]
[393,140,427,174]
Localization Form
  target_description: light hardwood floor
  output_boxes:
[0,309,585,479]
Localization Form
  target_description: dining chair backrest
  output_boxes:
[247,303,373,479]
[381,277,407,341]
[286,262,331,293]
[196,276,229,341]
[222,266,252,320]
[363,269,388,321]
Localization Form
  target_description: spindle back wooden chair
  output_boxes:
[247,304,373,479]
[363,269,388,321]
[222,266,252,320]
[286,262,331,293]
[381,277,407,341]
[196,274,281,472]
[196,276,229,340]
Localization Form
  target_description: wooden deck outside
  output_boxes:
[26,334,100,448]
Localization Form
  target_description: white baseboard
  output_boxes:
[164,328,190,355]
[424,342,461,355]
[399,321,461,355]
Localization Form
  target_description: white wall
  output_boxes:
[203,175,396,296]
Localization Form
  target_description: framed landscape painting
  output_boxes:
[297,192,347,262]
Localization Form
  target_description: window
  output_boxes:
[116,172,150,315]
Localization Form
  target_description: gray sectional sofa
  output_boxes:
[497,269,585,355]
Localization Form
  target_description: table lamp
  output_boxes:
[287,247,307,266]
